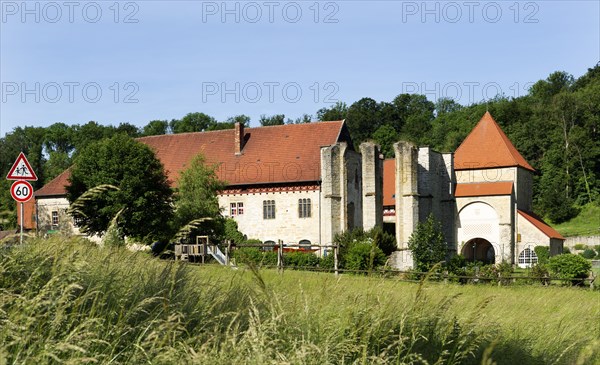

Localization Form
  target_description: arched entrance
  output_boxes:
[462,238,495,264]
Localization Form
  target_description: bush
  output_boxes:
[319,251,335,269]
[581,249,596,259]
[344,243,386,272]
[284,251,319,268]
[407,215,447,272]
[573,243,586,251]
[530,264,550,285]
[547,254,591,285]
[562,247,571,254]
[534,246,550,264]
[368,226,397,256]
[478,262,513,285]
[232,247,277,266]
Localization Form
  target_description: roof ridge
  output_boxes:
[454,112,535,172]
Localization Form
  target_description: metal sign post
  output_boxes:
[7,152,37,245]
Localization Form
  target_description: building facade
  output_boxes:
[28,112,563,267]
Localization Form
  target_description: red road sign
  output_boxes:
[11,180,34,203]
[6,152,38,181]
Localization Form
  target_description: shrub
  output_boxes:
[232,247,277,266]
[562,247,571,254]
[319,251,335,269]
[534,246,550,264]
[407,214,447,272]
[530,264,550,285]
[573,243,586,251]
[581,249,596,259]
[284,251,319,268]
[547,254,591,285]
[368,226,397,256]
[344,243,386,272]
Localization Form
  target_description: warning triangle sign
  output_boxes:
[6,152,38,181]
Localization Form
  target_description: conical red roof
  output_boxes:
[454,112,535,171]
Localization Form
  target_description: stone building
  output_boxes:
[27,121,377,249]
[26,112,563,268]
[384,112,564,269]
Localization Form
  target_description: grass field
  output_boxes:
[553,203,600,237]
[1,237,598,364]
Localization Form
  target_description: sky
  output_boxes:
[1,0,599,136]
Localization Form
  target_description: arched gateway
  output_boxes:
[462,237,496,264]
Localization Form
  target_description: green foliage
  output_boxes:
[344,243,386,272]
[222,218,246,244]
[1,237,599,364]
[534,246,550,265]
[408,214,447,272]
[173,154,224,240]
[316,101,348,121]
[232,247,277,266]
[573,243,586,250]
[562,246,571,254]
[259,114,285,126]
[66,134,173,242]
[581,249,596,259]
[333,226,396,268]
[530,264,550,285]
[547,254,591,283]
[369,226,397,256]
[170,112,217,133]
[284,251,320,268]
[372,125,399,158]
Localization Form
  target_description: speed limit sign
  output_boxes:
[11,180,34,203]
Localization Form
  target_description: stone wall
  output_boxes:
[393,141,419,269]
[360,142,382,231]
[456,166,516,184]
[564,236,600,248]
[219,190,320,245]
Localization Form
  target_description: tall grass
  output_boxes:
[1,237,598,364]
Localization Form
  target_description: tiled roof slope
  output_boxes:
[454,112,535,172]
[36,121,347,197]
[454,182,514,197]
[383,159,395,206]
[518,210,565,240]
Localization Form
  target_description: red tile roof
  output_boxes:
[454,112,535,172]
[36,121,347,197]
[518,210,565,240]
[454,181,513,197]
[383,159,395,206]
[35,169,72,197]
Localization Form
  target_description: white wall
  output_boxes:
[219,189,321,245]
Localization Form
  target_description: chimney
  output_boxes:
[235,122,244,155]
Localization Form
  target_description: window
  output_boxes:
[230,202,244,216]
[51,211,59,227]
[264,240,276,252]
[298,198,311,218]
[299,239,311,250]
[518,248,538,267]
[263,200,275,219]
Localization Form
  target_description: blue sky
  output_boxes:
[1,0,598,136]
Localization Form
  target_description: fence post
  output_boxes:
[334,245,339,276]
[225,240,231,266]
[277,239,283,273]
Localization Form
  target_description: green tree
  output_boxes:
[259,114,285,126]
[407,214,447,272]
[345,98,382,145]
[316,101,348,121]
[372,125,399,158]
[173,154,225,237]
[66,134,173,242]
[170,113,217,133]
[142,120,169,136]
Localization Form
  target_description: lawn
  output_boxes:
[553,203,600,237]
[1,237,598,364]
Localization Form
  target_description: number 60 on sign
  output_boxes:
[11,180,33,202]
